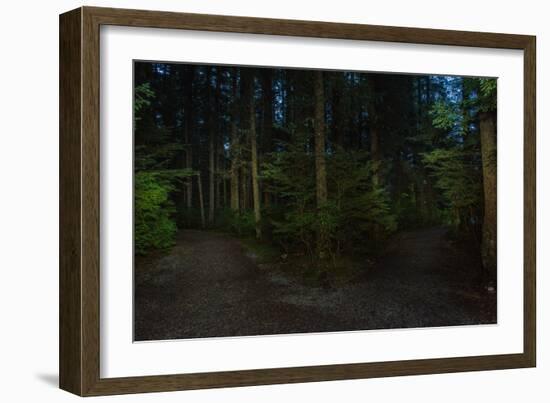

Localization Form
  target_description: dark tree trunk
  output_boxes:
[367,76,382,186]
[196,173,206,228]
[250,81,262,239]
[208,68,216,225]
[331,73,345,150]
[480,111,497,281]
[314,71,328,258]
[215,70,223,209]
[260,69,273,153]
[261,69,273,208]
[230,68,240,212]
[314,71,327,205]
[183,66,194,209]
[242,69,262,239]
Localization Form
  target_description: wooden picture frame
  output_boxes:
[59,6,536,396]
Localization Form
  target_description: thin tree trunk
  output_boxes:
[314,71,328,205]
[215,70,224,209]
[240,168,248,211]
[185,154,193,209]
[230,68,240,212]
[208,69,216,225]
[261,70,273,208]
[216,154,223,208]
[314,71,328,258]
[196,173,206,228]
[249,74,262,239]
[223,165,227,207]
[367,76,381,186]
[183,66,194,209]
[480,111,497,281]
[331,73,345,149]
[242,69,262,239]
[261,69,273,153]
[240,70,252,213]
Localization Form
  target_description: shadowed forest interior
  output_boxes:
[133,61,497,341]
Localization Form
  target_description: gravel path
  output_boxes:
[134,228,496,341]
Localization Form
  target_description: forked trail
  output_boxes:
[134,228,495,341]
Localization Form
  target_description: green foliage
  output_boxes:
[479,78,496,97]
[219,209,257,237]
[392,183,424,228]
[263,135,396,260]
[240,238,281,264]
[431,101,461,131]
[137,167,196,226]
[329,151,397,238]
[262,134,316,203]
[135,143,187,171]
[134,83,155,127]
[422,148,482,228]
[134,172,177,255]
[478,78,497,112]
[132,63,494,275]
[133,79,200,254]
[263,133,316,254]
[462,77,497,113]
[423,76,492,236]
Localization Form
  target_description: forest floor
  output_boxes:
[134,227,496,341]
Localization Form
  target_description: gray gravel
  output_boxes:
[134,228,496,341]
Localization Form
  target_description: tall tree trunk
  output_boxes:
[260,69,273,153]
[240,168,248,211]
[240,70,252,213]
[261,70,273,208]
[241,70,262,239]
[215,71,223,209]
[286,70,296,133]
[314,71,328,205]
[196,173,206,228]
[208,69,216,225]
[331,73,345,149]
[222,164,227,206]
[183,66,194,209]
[230,68,240,212]
[314,71,328,257]
[249,76,262,239]
[480,111,497,281]
[240,70,250,212]
[367,76,381,186]
[216,153,223,208]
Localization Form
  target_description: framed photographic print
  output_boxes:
[59,6,536,396]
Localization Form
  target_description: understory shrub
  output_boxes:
[218,208,256,237]
[134,172,177,255]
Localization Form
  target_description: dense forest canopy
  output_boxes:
[133,62,497,280]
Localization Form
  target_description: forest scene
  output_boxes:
[133,61,497,341]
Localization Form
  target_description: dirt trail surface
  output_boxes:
[134,228,496,341]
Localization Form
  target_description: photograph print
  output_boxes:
[133,61,497,342]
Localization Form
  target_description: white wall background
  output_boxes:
[0,0,546,401]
